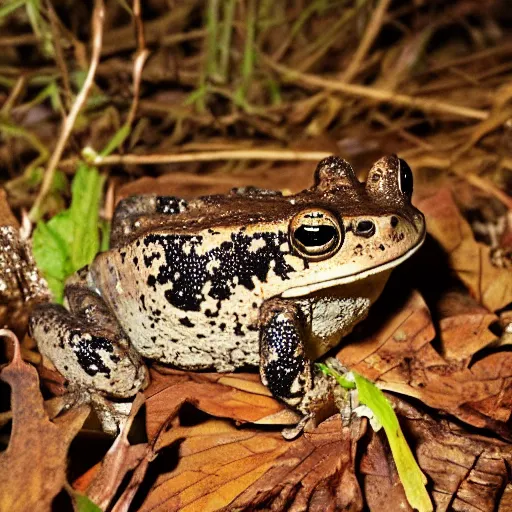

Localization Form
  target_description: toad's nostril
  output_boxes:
[390,216,399,228]
[355,220,375,238]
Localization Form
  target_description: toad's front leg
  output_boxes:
[29,280,148,432]
[259,298,335,420]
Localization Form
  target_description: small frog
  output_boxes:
[30,155,425,431]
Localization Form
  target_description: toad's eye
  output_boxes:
[398,158,413,199]
[290,209,343,260]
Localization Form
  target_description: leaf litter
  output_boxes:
[0,0,511,510]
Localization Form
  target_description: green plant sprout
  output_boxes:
[317,362,433,512]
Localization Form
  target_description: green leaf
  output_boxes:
[69,163,105,270]
[351,372,432,512]
[32,165,105,302]
[32,213,73,287]
[318,364,433,512]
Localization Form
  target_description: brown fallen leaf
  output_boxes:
[144,367,299,440]
[336,289,435,382]
[337,288,511,435]
[0,329,90,512]
[229,416,365,512]
[137,389,512,512]
[138,418,291,512]
[417,188,512,312]
[435,289,498,362]
[350,395,512,512]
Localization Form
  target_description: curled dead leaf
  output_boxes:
[417,188,512,312]
[337,288,511,435]
[144,368,297,440]
[0,329,89,512]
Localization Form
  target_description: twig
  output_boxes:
[0,35,38,46]
[263,56,489,121]
[341,0,392,83]
[83,149,333,167]
[126,0,149,128]
[45,0,72,111]
[29,0,105,221]
[1,75,26,115]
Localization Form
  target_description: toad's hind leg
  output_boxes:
[29,283,148,399]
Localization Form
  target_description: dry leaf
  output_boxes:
[390,398,512,512]
[139,419,291,512]
[337,288,511,435]
[417,188,512,312]
[0,329,90,512]
[229,416,365,511]
[137,392,512,511]
[336,289,435,382]
[144,368,296,440]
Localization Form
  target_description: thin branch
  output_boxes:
[263,56,489,121]
[82,149,333,167]
[341,0,392,83]
[126,0,149,128]
[45,0,73,110]
[29,0,105,221]
[1,75,26,115]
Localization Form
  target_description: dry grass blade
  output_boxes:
[265,57,490,121]
[29,0,105,221]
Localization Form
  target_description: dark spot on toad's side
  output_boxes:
[144,251,161,268]
[133,256,139,266]
[219,323,226,331]
[70,332,113,377]
[110,354,120,363]
[147,275,157,290]
[140,294,147,311]
[234,323,244,336]
[179,317,194,327]
[197,334,206,339]
[120,251,126,264]
[143,231,299,312]
[205,308,219,318]
[151,336,157,342]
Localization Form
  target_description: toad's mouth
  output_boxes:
[280,231,426,299]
